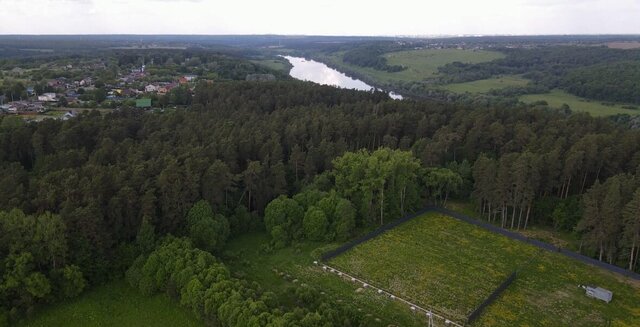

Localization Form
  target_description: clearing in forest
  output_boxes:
[329,212,640,326]
[442,75,530,94]
[321,49,504,85]
[520,89,640,116]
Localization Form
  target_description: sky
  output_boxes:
[0,0,639,35]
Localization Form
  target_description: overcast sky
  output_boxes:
[0,0,638,35]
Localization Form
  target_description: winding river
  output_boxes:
[283,56,402,100]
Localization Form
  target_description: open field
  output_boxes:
[520,89,640,116]
[225,232,426,327]
[251,58,291,72]
[607,41,640,49]
[329,212,640,326]
[442,75,530,93]
[320,49,504,85]
[384,49,505,81]
[16,280,201,327]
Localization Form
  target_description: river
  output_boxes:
[282,56,403,100]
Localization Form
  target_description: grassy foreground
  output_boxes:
[224,232,426,327]
[520,89,639,116]
[329,212,640,326]
[16,280,201,327]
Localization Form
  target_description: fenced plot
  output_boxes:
[329,213,535,322]
[328,212,640,326]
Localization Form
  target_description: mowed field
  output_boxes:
[16,280,201,327]
[442,75,529,93]
[520,89,640,116]
[321,49,504,84]
[329,213,640,326]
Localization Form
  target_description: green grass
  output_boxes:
[445,199,582,251]
[384,49,505,81]
[16,280,201,327]
[520,89,640,117]
[251,59,290,72]
[442,75,530,93]
[329,212,640,326]
[224,232,426,327]
[320,49,504,85]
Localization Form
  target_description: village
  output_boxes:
[0,56,202,121]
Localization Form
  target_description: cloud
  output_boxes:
[0,0,638,35]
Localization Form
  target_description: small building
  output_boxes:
[580,285,613,303]
[136,98,152,108]
[79,77,93,87]
[38,93,57,102]
[61,110,78,121]
[145,84,158,93]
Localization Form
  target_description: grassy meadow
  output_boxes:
[520,89,640,116]
[16,280,201,327]
[384,49,505,81]
[329,212,640,326]
[250,58,291,72]
[442,75,530,93]
[320,49,504,84]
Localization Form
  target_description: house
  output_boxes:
[136,98,152,108]
[580,285,613,303]
[61,110,78,121]
[79,77,93,87]
[38,93,57,102]
[158,83,178,95]
[145,84,159,93]
[178,76,189,84]
[183,75,197,82]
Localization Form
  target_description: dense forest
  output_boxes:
[2,78,640,324]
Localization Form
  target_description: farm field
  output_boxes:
[15,280,201,327]
[442,75,529,93]
[320,49,504,85]
[520,89,639,116]
[329,212,640,326]
[224,232,426,327]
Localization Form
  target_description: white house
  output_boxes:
[37,93,57,102]
[145,84,159,93]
